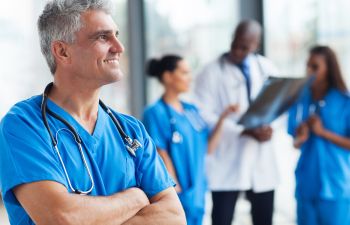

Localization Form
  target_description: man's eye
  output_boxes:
[98,35,108,40]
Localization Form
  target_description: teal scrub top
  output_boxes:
[288,87,350,200]
[143,99,209,215]
[0,95,174,225]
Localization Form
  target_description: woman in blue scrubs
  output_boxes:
[143,55,237,225]
[288,46,350,225]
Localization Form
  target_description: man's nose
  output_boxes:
[110,37,125,53]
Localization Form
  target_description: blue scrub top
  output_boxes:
[288,87,350,200]
[0,95,174,225]
[143,99,209,216]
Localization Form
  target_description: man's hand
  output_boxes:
[242,125,273,142]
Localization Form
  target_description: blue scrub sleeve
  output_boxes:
[346,99,350,137]
[0,114,66,206]
[142,108,169,151]
[135,121,175,198]
[287,103,298,137]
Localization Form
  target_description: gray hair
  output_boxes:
[38,0,112,74]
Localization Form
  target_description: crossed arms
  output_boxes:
[14,181,186,225]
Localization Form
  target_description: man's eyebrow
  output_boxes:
[89,30,118,38]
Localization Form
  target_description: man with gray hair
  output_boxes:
[0,1,186,224]
[194,20,279,225]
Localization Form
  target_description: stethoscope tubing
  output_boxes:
[41,82,141,194]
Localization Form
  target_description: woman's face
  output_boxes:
[164,60,192,93]
[306,53,328,83]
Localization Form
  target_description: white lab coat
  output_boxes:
[194,53,280,192]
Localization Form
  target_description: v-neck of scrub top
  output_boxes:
[163,100,185,115]
[164,100,203,129]
[46,97,107,148]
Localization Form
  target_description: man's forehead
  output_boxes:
[235,34,259,44]
[81,10,118,32]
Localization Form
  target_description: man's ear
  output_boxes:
[51,41,71,65]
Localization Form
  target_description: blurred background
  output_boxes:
[1,0,350,224]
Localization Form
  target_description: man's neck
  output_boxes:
[227,52,246,65]
[49,78,100,134]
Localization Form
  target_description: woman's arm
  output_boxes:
[157,149,182,193]
[293,122,309,148]
[308,115,350,149]
[207,105,238,154]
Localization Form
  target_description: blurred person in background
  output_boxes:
[194,20,279,225]
[0,1,185,224]
[143,54,237,225]
[288,45,350,225]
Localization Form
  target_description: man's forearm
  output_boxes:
[121,188,186,225]
[14,182,149,225]
[61,187,150,225]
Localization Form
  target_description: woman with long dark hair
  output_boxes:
[288,46,350,225]
[142,55,237,225]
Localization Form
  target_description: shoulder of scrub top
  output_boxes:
[329,88,350,103]
[334,88,350,98]
[143,99,200,116]
[107,107,151,143]
[0,95,43,135]
[142,99,166,119]
[181,100,199,113]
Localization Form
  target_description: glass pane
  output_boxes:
[264,0,350,87]
[0,0,50,118]
[102,0,130,114]
[144,0,239,103]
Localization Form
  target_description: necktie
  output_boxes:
[238,59,252,104]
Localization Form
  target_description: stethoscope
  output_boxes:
[160,98,206,144]
[41,83,142,195]
[296,97,326,124]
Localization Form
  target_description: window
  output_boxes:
[0,0,130,117]
[264,0,350,87]
[144,0,239,103]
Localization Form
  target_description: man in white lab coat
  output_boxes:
[194,20,279,225]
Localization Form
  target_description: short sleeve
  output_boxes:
[142,107,169,151]
[0,114,66,206]
[287,85,310,137]
[287,103,298,137]
[136,121,175,198]
[346,98,350,137]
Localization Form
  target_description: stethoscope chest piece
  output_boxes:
[172,131,183,144]
[125,137,142,157]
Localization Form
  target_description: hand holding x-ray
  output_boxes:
[238,76,310,129]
